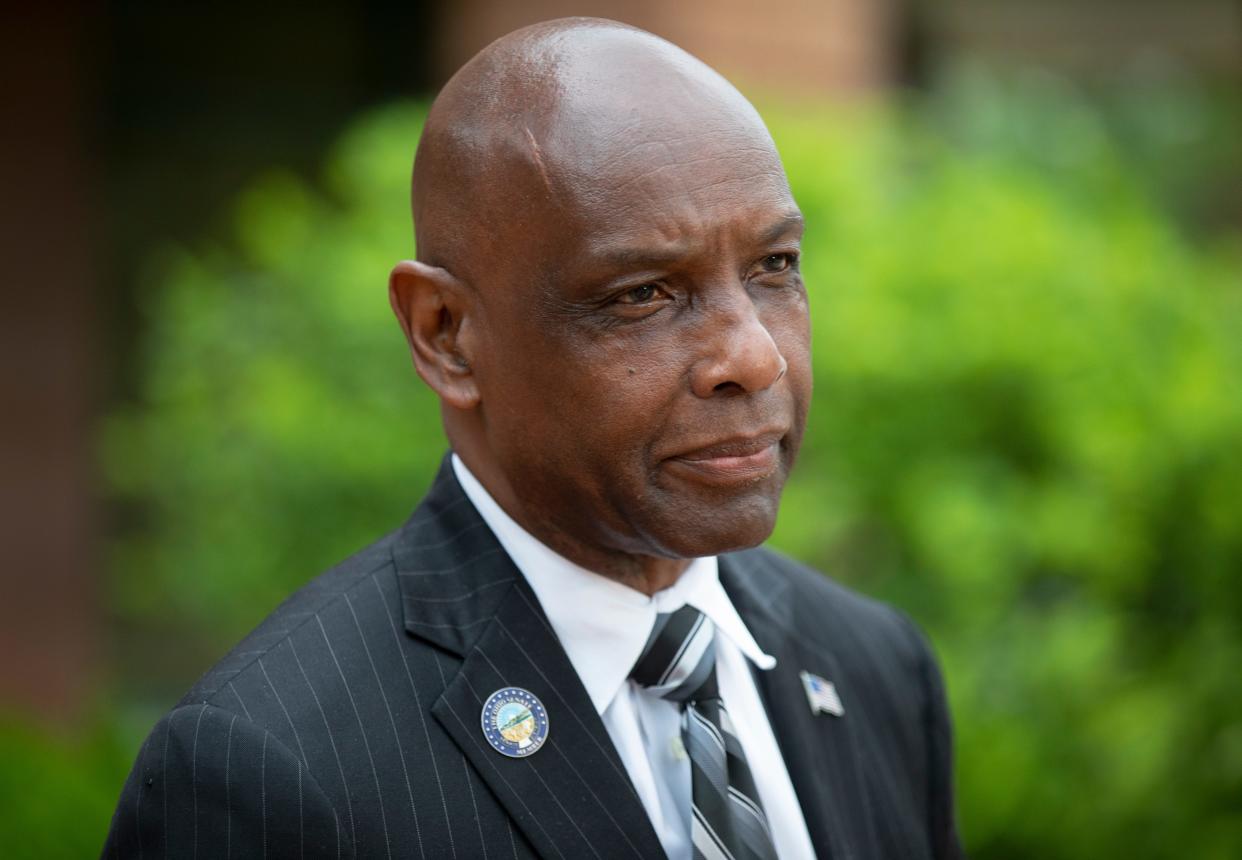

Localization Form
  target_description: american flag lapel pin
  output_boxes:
[800,670,845,717]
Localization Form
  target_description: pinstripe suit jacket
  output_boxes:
[104,456,961,859]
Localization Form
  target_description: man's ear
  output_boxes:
[389,260,480,410]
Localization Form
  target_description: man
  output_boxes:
[105,18,960,860]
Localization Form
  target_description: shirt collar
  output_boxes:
[451,454,776,715]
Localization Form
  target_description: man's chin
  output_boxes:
[647,493,783,559]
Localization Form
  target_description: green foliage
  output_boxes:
[767,98,1242,857]
[0,714,135,858]
[104,107,445,645]
[86,81,1242,859]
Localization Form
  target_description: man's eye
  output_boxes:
[617,283,661,305]
[760,253,796,274]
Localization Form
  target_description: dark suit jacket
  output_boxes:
[104,457,962,859]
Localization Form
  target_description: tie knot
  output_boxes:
[629,604,719,703]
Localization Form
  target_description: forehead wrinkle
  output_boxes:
[579,163,790,239]
[548,96,776,176]
[681,167,789,206]
[549,103,786,211]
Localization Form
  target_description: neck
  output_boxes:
[497,486,694,596]
[451,445,692,597]
[554,546,691,596]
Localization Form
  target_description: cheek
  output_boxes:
[764,292,812,359]
[786,313,813,377]
[566,334,693,464]
[768,296,814,406]
[489,325,688,450]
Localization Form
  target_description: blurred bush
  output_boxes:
[769,80,1242,857]
[44,72,1242,857]
[103,107,444,647]
[0,717,135,859]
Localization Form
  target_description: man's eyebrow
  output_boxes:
[595,243,692,269]
[589,212,805,271]
[583,237,695,270]
[759,211,805,245]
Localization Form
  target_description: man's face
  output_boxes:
[468,88,811,564]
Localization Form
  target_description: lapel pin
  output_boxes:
[481,686,549,757]
[800,671,845,717]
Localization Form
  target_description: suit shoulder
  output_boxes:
[104,701,352,859]
[732,545,904,622]
[179,527,404,707]
[728,544,933,668]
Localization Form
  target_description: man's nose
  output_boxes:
[689,288,788,398]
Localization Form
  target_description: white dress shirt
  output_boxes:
[452,455,816,860]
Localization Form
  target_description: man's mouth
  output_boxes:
[664,430,786,485]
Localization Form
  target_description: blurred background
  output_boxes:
[2,1,1241,856]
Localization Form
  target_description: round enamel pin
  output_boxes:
[481,687,549,758]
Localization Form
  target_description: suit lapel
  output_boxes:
[393,458,665,859]
[721,551,880,860]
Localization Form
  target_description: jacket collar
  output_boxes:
[720,550,880,859]
[392,456,667,859]
[392,456,519,657]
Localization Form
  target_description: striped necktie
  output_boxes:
[630,604,779,860]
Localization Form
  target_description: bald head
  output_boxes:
[411,18,784,283]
